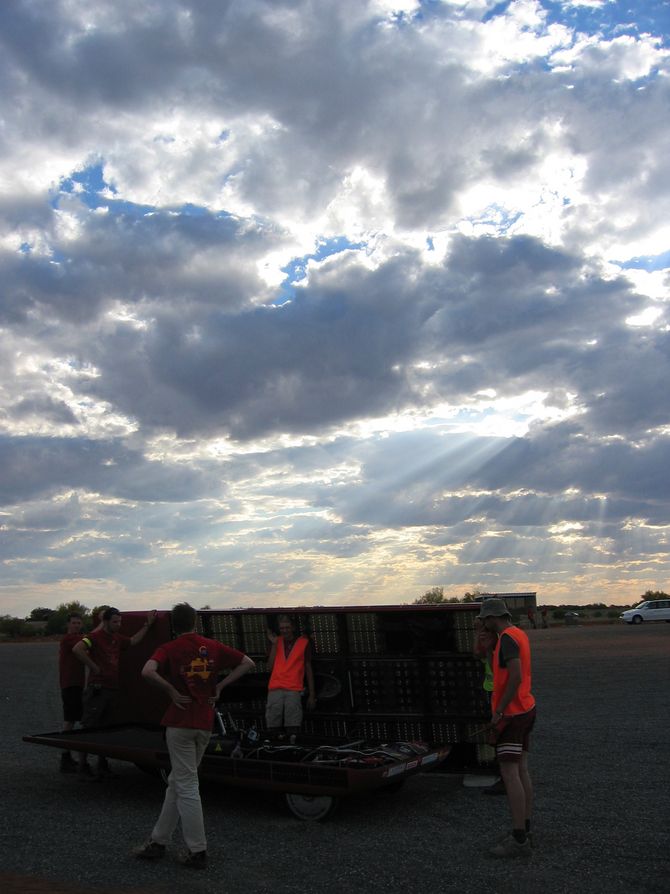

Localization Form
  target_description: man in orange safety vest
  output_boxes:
[265,615,316,735]
[480,598,536,859]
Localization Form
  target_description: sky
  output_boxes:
[1,0,669,616]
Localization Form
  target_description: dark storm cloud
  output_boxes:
[61,231,655,446]
[7,394,78,426]
[2,199,274,325]
[0,436,212,505]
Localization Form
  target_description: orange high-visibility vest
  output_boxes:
[492,626,535,715]
[268,636,309,691]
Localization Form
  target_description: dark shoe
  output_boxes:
[496,830,534,849]
[60,753,78,773]
[483,778,506,795]
[77,762,95,779]
[490,835,532,859]
[133,840,166,861]
[178,849,207,869]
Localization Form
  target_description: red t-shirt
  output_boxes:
[59,632,85,688]
[82,628,132,688]
[151,634,246,730]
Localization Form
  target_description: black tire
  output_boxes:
[632,615,643,625]
[381,779,406,794]
[284,792,338,821]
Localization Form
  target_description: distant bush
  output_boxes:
[607,610,620,618]
[0,617,36,638]
[553,610,566,620]
[593,610,603,618]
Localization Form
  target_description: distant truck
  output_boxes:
[25,603,490,820]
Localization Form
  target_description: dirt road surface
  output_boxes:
[1,623,667,893]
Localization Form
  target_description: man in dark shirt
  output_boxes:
[73,606,156,778]
[58,613,85,772]
[133,602,255,869]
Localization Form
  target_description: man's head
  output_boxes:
[478,598,512,632]
[66,613,83,634]
[102,607,122,633]
[171,602,197,635]
[277,614,296,642]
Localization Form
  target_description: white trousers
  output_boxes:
[151,726,211,853]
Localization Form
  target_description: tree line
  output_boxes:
[0,602,108,638]
[1,590,667,638]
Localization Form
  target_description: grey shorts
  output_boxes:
[265,689,303,728]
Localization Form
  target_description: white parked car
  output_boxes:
[620,599,670,625]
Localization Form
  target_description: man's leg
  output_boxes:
[498,760,527,830]
[90,690,116,776]
[519,751,533,823]
[60,688,81,771]
[153,727,210,855]
[150,729,183,847]
[283,690,304,737]
[490,710,535,857]
[265,689,285,731]
[77,686,100,775]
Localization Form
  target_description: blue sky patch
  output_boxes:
[615,249,670,272]
[276,237,365,304]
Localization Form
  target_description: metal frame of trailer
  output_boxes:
[24,603,491,820]
[23,724,450,820]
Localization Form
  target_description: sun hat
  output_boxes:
[478,598,511,619]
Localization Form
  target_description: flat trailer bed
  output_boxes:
[24,724,450,820]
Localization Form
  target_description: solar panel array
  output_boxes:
[198,606,489,753]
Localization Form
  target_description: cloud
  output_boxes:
[0,0,669,611]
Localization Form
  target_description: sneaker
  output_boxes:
[490,835,532,859]
[496,830,535,849]
[60,753,78,773]
[133,840,166,861]
[178,849,207,869]
[77,762,95,778]
[482,778,506,796]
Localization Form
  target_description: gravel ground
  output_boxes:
[1,624,668,894]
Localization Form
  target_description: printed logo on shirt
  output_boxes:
[183,645,212,681]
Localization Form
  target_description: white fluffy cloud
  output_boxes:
[1,0,669,615]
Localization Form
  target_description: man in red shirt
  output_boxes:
[133,602,255,869]
[58,613,85,773]
[73,606,157,778]
[265,615,316,736]
[480,598,536,859]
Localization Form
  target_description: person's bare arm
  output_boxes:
[130,610,157,646]
[266,631,278,673]
[72,639,100,677]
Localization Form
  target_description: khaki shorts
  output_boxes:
[265,689,303,729]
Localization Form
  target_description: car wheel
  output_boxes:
[632,615,643,624]
[284,792,338,821]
